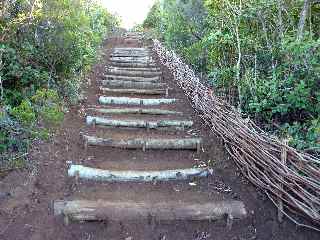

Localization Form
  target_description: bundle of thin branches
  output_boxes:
[153,39,320,231]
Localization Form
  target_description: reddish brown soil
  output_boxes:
[0,36,319,240]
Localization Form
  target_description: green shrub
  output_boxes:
[1,0,119,170]
[11,100,36,126]
[31,88,64,126]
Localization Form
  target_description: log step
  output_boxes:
[107,69,162,77]
[87,107,182,115]
[100,80,166,89]
[86,116,193,130]
[113,47,150,51]
[99,96,176,106]
[110,53,150,57]
[53,199,247,223]
[107,66,161,72]
[68,165,209,182]
[110,56,153,60]
[82,135,201,150]
[110,58,155,63]
[110,62,157,68]
[103,75,160,82]
[99,87,169,96]
[109,58,156,65]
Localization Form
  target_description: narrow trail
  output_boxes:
[0,33,319,240]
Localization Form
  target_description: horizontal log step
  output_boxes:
[99,96,176,106]
[104,75,160,82]
[68,165,209,182]
[110,56,153,61]
[110,62,157,68]
[53,200,247,223]
[113,47,149,51]
[110,57,154,62]
[86,116,193,129]
[110,53,150,57]
[110,59,156,64]
[100,80,166,89]
[88,107,181,115]
[107,66,161,72]
[82,135,201,150]
[99,87,169,95]
[107,69,162,77]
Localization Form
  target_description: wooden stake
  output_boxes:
[278,139,288,223]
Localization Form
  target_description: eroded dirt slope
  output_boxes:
[0,35,319,240]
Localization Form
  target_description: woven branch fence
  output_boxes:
[153,39,320,231]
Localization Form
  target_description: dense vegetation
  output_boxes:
[144,0,320,153]
[0,0,119,169]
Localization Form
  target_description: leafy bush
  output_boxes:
[1,0,119,169]
[11,100,36,126]
[31,89,64,126]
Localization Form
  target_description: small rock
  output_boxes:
[0,192,10,199]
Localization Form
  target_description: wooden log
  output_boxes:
[98,96,176,106]
[103,75,160,82]
[113,47,149,52]
[87,107,182,115]
[68,165,208,182]
[110,53,150,57]
[53,200,247,222]
[107,66,161,72]
[99,87,168,96]
[86,116,193,129]
[110,59,155,64]
[111,53,150,57]
[110,62,157,68]
[112,49,150,52]
[107,69,162,77]
[100,80,166,89]
[82,135,200,151]
[110,56,154,62]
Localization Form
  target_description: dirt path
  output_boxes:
[0,34,319,240]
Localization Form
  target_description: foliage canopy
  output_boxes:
[144,0,320,153]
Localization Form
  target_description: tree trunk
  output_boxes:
[82,135,201,151]
[98,96,176,106]
[99,87,168,95]
[53,199,247,222]
[297,0,311,41]
[86,116,193,129]
[277,0,284,39]
[67,165,208,182]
